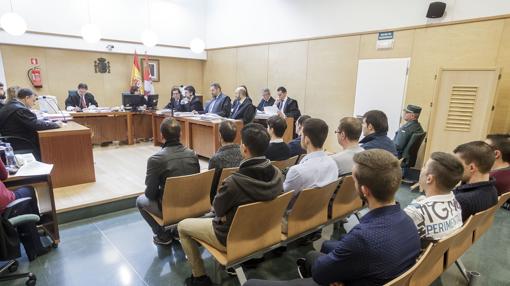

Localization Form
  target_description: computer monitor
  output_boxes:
[122,93,144,111]
[147,94,159,110]
[37,95,60,114]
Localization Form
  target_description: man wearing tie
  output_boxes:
[204,83,231,117]
[65,83,98,111]
[230,86,256,124]
[257,88,275,111]
[275,86,301,121]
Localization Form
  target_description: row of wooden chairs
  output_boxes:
[195,176,364,284]
[386,191,510,286]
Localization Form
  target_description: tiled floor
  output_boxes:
[3,186,510,286]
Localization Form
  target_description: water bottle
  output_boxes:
[5,143,16,171]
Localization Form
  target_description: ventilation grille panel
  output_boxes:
[445,86,477,132]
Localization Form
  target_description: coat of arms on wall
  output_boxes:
[94,57,111,73]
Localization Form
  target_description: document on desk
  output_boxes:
[12,161,54,177]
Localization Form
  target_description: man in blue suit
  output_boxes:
[204,83,231,117]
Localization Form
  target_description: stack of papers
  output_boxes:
[12,161,53,177]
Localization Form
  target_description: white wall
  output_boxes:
[0,0,207,59]
[205,0,510,48]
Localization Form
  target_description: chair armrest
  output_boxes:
[8,214,40,226]
[3,198,32,219]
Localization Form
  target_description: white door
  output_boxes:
[353,58,410,138]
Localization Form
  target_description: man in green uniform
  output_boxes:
[394,104,424,162]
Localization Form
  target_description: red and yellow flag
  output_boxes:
[130,51,143,94]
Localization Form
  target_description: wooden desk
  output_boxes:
[38,122,96,188]
[72,112,133,145]
[152,115,242,158]
[4,175,60,245]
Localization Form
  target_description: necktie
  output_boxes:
[81,96,87,109]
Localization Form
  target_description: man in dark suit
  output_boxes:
[265,115,290,161]
[288,115,311,157]
[183,85,203,112]
[257,88,275,111]
[394,104,424,159]
[204,83,231,117]
[0,88,60,154]
[275,86,301,121]
[230,87,256,124]
[65,83,98,111]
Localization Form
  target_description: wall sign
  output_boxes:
[378,31,394,40]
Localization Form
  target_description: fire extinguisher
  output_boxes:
[27,66,43,88]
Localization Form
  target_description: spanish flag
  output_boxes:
[130,51,143,94]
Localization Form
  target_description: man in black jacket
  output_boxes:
[288,115,311,157]
[65,83,98,110]
[265,115,290,161]
[204,83,231,117]
[136,118,200,245]
[257,88,275,111]
[0,88,60,153]
[275,86,301,122]
[178,123,284,286]
[230,86,256,124]
[184,85,203,112]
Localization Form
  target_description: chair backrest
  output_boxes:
[445,215,476,267]
[497,192,510,208]
[286,179,341,238]
[410,228,461,286]
[272,155,299,170]
[330,176,363,220]
[384,244,433,286]
[216,167,239,192]
[402,132,426,168]
[473,204,498,242]
[161,169,215,225]
[226,191,294,262]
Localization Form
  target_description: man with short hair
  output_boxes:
[204,83,231,117]
[208,120,243,201]
[288,115,311,157]
[275,86,301,122]
[359,110,398,156]
[331,117,364,176]
[245,149,421,286]
[265,115,291,161]
[178,123,283,286]
[65,83,98,110]
[394,104,424,159]
[486,134,510,196]
[284,118,338,210]
[183,85,203,112]
[0,88,60,153]
[404,152,464,246]
[453,141,498,221]
[230,86,256,124]
[136,118,200,245]
[257,88,275,111]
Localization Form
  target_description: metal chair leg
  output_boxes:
[456,259,482,286]
[235,266,247,285]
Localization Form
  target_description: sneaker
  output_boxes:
[184,275,212,286]
[296,258,309,279]
[153,235,173,246]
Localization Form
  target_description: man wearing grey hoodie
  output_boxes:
[178,123,284,286]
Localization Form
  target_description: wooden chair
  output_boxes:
[329,176,364,221]
[496,192,510,209]
[272,155,299,170]
[144,169,215,227]
[409,227,461,286]
[473,204,498,242]
[194,192,294,285]
[283,179,341,241]
[384,244,433,286]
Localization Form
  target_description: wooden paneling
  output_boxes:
[359,30,415,59]
[236,45,269,98]
[0,45,204,109]
[406,20,504,132]
[492,19,510,133]
[202,48,237,101]
[268,42,308,111]
[305,37,360,152]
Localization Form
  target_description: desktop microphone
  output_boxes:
[42,96,68,123]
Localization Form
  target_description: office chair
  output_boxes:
[0,136,41,161]
[0,198,39,286]
[401,132,426,183]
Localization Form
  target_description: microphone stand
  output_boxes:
[42,96,68,123]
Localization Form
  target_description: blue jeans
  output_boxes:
[13,186,44,259]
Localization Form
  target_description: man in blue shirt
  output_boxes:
[359,110,398,156]
[203,83,231,117]
[245,149,420,286]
